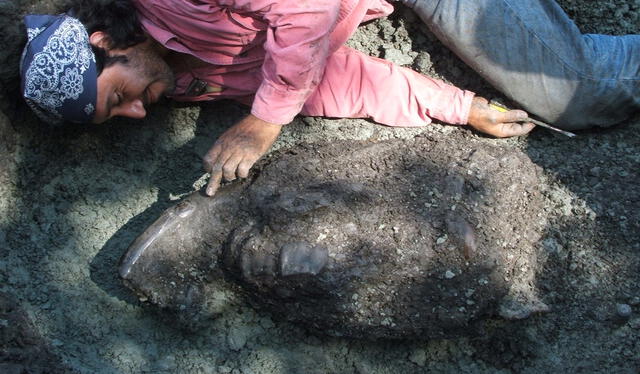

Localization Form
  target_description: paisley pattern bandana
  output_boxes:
[20,14,97,125]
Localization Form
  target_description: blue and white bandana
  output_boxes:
[20,14,97,125]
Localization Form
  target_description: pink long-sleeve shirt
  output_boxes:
[133,0,474,126]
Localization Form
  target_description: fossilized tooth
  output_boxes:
[119,138,549,339]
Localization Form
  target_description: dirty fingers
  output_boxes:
[203,115,283,197]
[467,97,535,138]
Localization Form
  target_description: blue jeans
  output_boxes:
[401,0,640,130]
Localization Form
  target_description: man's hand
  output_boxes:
[203,114,283,196]
[467,97,535,138]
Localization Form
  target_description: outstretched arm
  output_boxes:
[299,46,534,137]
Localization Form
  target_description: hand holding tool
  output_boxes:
[489,101,576,137]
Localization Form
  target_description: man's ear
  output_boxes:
[89,31,114,50]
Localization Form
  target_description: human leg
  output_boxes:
[401,0,640,129]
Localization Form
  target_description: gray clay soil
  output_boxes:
[1,1,639,373]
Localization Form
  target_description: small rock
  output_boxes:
[408,349,427,367]
[383,47,414,65]
[51,339,64,347]
[616,303,632,319]
[227,326,250,351]
[413,53,433,73]
[629,296,640,306]
[259,317,275,329]
[542,237,561,254]
[444,270,455,279]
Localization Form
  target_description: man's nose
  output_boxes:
[113,99,146,119]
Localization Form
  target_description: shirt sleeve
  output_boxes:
[217,0,343,124]
[300,46,476,127]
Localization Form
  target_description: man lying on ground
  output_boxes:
[20,0,639,196]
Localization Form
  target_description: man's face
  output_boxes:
[91,37,175,124]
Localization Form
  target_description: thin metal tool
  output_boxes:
[489,101,576,138]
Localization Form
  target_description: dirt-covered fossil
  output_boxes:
[119,137,549,339]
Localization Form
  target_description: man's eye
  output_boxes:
[115,92,123,106]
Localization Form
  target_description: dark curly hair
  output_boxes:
[64,0,147,73]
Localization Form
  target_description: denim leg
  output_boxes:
[401,0,640,129]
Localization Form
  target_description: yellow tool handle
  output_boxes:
[488,102,509,113]
[488,102,576,137]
